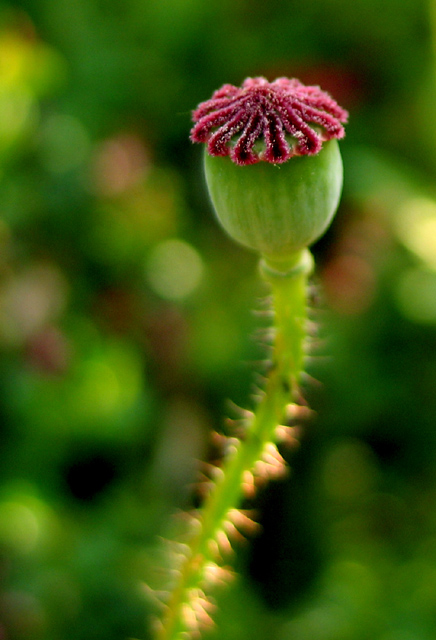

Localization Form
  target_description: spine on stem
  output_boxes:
[156,249,314,640]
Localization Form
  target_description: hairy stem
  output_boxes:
[156,248,313,640]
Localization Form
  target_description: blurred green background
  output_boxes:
[1,0,436,639]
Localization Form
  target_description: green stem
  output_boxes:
[156,248,313,640]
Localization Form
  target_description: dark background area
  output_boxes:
[0,1,436,639]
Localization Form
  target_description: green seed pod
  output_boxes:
[203,139,343,258]
[191,77,348,260]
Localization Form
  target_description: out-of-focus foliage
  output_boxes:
[0,1,435,639]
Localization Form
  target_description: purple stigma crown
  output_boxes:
[190,77,348,166]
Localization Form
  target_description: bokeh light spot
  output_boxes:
[39,113,90,173]
[67,337,146,440]
[0,501,39,553]
[0,85,37,148]
[396,197,436,269]
[92,133,149,196]
[0,263,68,345]
[79,359,121,415]
[146,239,204,301]
[395,267,436,324]
[0,33,30,85]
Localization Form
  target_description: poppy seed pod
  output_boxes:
[203,139,343,257]
[191,76,348,258]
